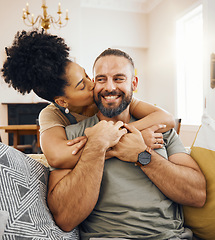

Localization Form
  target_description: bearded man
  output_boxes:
[48,48,206,240]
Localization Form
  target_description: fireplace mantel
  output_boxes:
[0,102,48,145]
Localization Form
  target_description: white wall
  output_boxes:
[145,0,200,114]
[145,0,203,146]
[79,7,147,76]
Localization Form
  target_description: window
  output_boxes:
[176,4,203,125]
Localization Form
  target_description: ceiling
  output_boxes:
[81,0,163,13]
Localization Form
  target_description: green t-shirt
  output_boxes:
[66,115,187,240]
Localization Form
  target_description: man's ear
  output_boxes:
[132,76,138,92]
[54,97,68,108]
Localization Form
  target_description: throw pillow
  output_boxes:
[0,143,79,239]
[0,210,8,237]
[183,113,215,240]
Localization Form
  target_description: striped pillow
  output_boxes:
[0,143,79,239]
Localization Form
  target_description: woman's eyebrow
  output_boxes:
[75,79,84,88]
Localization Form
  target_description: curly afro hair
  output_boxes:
[1,30,70,102]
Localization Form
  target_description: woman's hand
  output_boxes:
[67,136,87,155]
[105,124,146,162]
[141,124,165,149]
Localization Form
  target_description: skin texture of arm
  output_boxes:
[107,124,206,207]
[40,126,85,169]
[47,120,127,232]
[129,100,175,132]
[142,151,206,207]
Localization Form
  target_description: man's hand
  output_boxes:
[84,120,127,151]
[106,124,146,162]
[141,124,165,149]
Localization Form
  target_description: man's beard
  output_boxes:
[94,89,133,118]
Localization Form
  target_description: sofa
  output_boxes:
[0,143,79,239]
[182,113,215,240]
[0,113,214,239]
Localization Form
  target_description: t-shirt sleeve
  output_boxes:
[163,129,187,156]
[39,105,70,134]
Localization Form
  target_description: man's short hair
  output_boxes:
[93,48,134,70]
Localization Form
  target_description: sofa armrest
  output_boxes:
[28,153,49,167]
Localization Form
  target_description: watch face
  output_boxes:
[138,151,151,165]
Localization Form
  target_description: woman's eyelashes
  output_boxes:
[80,81,86,90]
[78,74,92,90]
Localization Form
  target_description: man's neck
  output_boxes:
[97,107,131,123]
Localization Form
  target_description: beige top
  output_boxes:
[39,103,88,134]
[39,98,139,134]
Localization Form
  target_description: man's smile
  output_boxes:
[104,95,119,100]
[103,95,120,102]
[100,92,122,105]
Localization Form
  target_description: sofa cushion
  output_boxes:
[0,211,8,237]
[0,142,79,239]
[183,113,215,240]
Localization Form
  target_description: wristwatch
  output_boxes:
[135,146,152,167]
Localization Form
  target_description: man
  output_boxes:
[48,49,206,239]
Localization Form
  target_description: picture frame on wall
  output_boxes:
[210,53,215,88]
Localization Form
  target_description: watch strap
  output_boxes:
[145,146,152,154]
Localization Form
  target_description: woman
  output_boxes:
[1,30,175,169]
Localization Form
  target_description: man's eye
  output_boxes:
[97,78,105,82]
[115,78,124,82]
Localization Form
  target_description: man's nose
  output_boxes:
[105,80,116,92]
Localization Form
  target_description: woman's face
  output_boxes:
[63,61,95,108]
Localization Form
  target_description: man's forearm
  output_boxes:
[105,124,206,208]
[140,151,206,207]
[48,142,106,232]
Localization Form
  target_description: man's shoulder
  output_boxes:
[163,128,178,144]
[69,114,99,129]
[163,128,187,156]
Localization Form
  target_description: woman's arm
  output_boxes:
[40,126,86,169]
[129,98,175,132]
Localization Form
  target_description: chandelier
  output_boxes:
[22,0,69,31]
